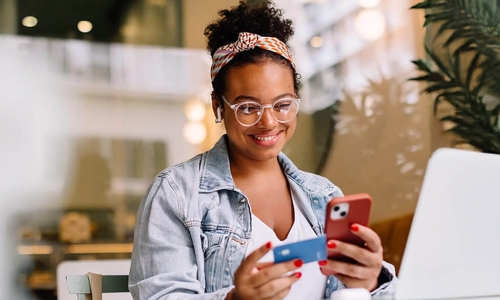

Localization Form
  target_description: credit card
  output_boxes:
[273,235,327,264]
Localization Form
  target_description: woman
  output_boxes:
[129,1,396,299]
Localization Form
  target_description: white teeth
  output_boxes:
[254,135,276,141]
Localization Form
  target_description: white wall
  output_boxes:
[74,94,199,167]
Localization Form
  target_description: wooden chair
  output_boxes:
[66,274,129,299]
[57,259,132,300]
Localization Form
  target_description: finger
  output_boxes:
[327,240,378,266]
[250,261,275,275]
[257,272,301,298]
[350,224,382,253]
[256,261,274,270]
[321,259,375,279]
[238,241,273,274]
[250,259,303,287]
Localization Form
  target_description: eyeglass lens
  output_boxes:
[235,99,299,125]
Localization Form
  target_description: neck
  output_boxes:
[227,147,282,180]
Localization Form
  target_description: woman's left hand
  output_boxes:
[318,224,383,291]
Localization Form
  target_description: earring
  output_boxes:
[215,107,223,123]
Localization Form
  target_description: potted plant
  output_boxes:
[410,0,500,153]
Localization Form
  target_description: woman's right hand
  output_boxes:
[227,242,303,300]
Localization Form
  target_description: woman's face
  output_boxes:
[213,61,297,163]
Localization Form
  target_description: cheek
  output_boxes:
[287,119,297,132]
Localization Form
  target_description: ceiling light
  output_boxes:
[22,16,38,28]
[77,21,93,33]
[310,36,324,48]
[358,0,381,8]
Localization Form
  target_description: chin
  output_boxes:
[248,143,285,161]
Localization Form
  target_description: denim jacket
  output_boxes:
[129,135,397,300]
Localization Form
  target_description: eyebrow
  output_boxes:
[233,93,295,102]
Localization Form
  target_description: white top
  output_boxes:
[245,191,327,300]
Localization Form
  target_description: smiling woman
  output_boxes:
[128,1,397,300]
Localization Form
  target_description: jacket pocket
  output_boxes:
[200,231,224,259]
[200,231,227,292]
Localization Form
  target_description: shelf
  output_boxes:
[18,243,133,255]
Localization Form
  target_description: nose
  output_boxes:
[256,106,277,128]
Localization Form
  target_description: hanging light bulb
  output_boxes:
[354,9,386,41]
[183,122,207,145]
[310,36,324,48]
[184,100,206,122]
[358,0,381,8]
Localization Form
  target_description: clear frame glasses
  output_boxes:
[221,95,301,127]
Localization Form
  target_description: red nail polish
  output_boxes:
[294,272,302,279]
[318,260,327,266]
[351,224,359,232]
[327,241,337,249]
[294,260,303,268]
[265,242,272,249]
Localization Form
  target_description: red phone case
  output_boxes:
[324,193,372,263]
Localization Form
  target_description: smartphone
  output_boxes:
[324,193,372,263]
[273,236,327,264]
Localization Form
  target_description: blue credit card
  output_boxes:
[273,235,327,264]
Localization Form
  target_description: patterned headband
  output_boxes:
[210,32,296,82]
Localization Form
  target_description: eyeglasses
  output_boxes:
[221,95,301,127]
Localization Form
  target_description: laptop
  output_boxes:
[391,148,500,300]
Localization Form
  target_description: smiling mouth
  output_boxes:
[252,134,277,141]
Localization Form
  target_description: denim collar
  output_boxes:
[199,134,334,195]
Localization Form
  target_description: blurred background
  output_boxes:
[0,0,489,298]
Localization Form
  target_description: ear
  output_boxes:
[211,93,223,119]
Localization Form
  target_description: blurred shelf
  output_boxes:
[65,243,133,254]
[18,243,133,255]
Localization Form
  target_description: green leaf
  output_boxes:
[425,46,454,79]
[411,59,432,72]
[465,52,481,89]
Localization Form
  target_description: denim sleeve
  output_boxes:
[128,176,232,300]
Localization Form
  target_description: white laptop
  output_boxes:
[391,148,500,300]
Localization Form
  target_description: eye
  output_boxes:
[274,100,292,112]
[238,103,261,115]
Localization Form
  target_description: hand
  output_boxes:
[227,241,303,300]
[318,224,383,291]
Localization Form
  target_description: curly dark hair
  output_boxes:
[204,0,301,98]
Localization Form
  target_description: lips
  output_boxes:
[249,131,282,147]
[253,134,277,141]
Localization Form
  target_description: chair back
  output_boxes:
[57,259,132,300]
[66,274,129,300]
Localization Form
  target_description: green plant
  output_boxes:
[410,0,500,153]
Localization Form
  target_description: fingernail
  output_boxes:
[318,260,327,266]
[351,224,359,232]
[327,241,337,249]
[294,259,303,268]
[265,242,272,249]
[294,272,302,279]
